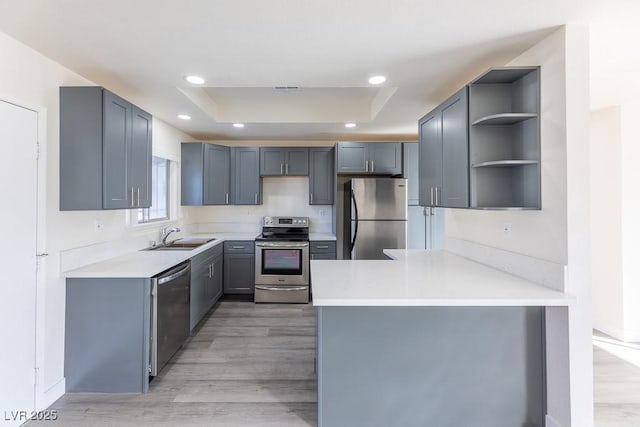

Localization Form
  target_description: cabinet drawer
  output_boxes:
[224,240,255,254]
[310,241,336,254]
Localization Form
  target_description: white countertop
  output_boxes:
[65,232,259,278]
[309,233,336,241]
[311,249,572,307]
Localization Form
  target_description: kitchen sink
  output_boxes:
[142,238,216,251]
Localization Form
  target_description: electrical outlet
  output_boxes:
[502,222,512,237]
[319,209,326,217]
[94,219,103,232]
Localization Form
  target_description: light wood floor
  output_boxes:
[28,303,640,426]
[594,333,640,426]
[30,300,317,426]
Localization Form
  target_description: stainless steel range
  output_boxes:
[255,216,310,303]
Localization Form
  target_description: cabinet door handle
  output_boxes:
[430,187,434,205]
[208,264,212,278]
[285,163,289,175]
[211,263,214,277]
[225,193,229,204]
[365,160,369,172]
[232,246,245,249]
[316,245,329,249]
[130,187,135,207]
[137,187,140,207]
[371,160,374,172]
[435,187,439,206]
[310,193,314,203]
[280,163,284,175]
[255,193,258,204]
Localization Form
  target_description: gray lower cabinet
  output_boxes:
[181,143,231,205]
[309,147,335,205]
[60,86,152,210]
[260,147,309,176]
[190,244,224,331]
[223,241,255,294]
[310,241,337,260]
[407,206,444,250]
[317,306,545,426]
[231,147,261,205]
[65,277,151,392]
[336,142,402,175]
[418,87,469,208]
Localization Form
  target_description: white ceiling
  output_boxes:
[0,0,636,140]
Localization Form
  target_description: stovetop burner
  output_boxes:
[257,216,309,241]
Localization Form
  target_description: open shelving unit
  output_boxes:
[468,66,541,209]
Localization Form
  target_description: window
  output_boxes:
[136,156,169,224]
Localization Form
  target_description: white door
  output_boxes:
[0,100,38,425]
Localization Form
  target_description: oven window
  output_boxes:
[262,249,302,275]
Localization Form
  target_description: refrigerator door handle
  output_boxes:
[350,190,359,253]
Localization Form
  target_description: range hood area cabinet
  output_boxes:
[260,147,309,176]
[468,66,541,209]
[60,87,152,210]
[336,142,403,175]
[418,87,469,208]
[181,143,261,206]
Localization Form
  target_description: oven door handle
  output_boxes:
[255,242,309,248]
[255,285,308,291]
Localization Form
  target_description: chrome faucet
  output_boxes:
[160,226,181,245]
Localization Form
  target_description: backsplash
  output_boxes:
[190,176,333,233]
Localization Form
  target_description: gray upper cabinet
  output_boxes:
[309,147,335,205]
[181,143,230,205]
[260,147,309,176]
[60,86,152,210]
[130,107,152,208]
[203,144,230,205]
[231,147,261,205]
[336,142,367,173]
[418,87,469,208]
[403,143,420,205]
[336,142,402,175]
[468,66,541,209]
[368,143,402,175]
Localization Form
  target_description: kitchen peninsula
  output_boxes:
[311,249,572,427]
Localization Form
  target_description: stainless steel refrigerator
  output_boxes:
[343,178,408,260]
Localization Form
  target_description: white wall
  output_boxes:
[0,31,194,403]
[446,31,568,265]
[592,104,640,342]
[591,107,624,338]
[620,104,640,342]
[191,177,333,233]
[446,26,593,425]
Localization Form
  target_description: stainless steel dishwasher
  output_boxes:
[150,261,190,376]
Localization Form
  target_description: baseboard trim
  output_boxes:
[38,378,65,410]
[593,324,624,341]
[545,414,562,427]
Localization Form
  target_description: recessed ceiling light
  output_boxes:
[345,123,357,128]
[368,75,386,85]
[185,75,205,85]
[233,123,245,128]
[177,114,191,120]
